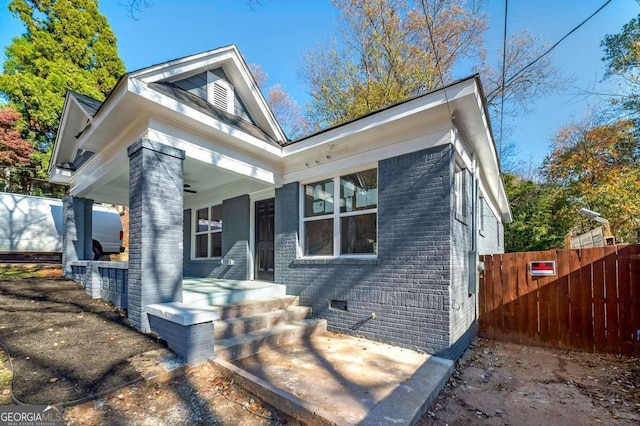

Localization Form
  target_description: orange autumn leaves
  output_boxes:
[543,120,640,243]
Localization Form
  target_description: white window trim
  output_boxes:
[192,204,223,260]
[207,71,234,114]
[299,171,378,259]
[454,165,464,218]
[479,196,485,236]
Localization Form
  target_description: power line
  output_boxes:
[420,0,454,120]
[487,0,613,101]
[499,0,508,155]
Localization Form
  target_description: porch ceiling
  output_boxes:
[79,157,271,207]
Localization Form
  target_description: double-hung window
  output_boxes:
[302,168,378,257]
[194,205,222,258]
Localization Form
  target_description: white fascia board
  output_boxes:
[76,77,129,151]
[227,51,287,143]
[146,126,279,186]
[282,130,451,184]
[129,45,286,143]
[69,95,95,121]
[49,95,74,175]
[131,47,238,83]
[283,80,474,158]
[130,79,283,158]
[452,125,502,223]
[472,84,512,223]
[49,94,97,176]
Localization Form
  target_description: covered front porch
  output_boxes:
[61,134,281,332]
[68,260,285,313]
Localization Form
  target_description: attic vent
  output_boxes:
[212,82,228,112]
[207,71,234,114]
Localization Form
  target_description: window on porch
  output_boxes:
[194,205,222,258]
[302,168,378,257]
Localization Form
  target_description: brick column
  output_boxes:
[62,196,93,278]
[127,139,185,332]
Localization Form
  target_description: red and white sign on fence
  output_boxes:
[530,261,556,277]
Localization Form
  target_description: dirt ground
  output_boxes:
[0,269,165,404]
[3,266,639,425]
[418,338,640,425]
[64,363,297,426]
[0,266,295,425]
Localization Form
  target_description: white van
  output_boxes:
[0,192,124,260]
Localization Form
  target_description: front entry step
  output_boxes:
[205,294,326,361]
[214,319,328,361]
[213,295,301,320]
[214,305,312,340]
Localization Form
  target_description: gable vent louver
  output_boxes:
[206,71,234,114]
[213,82,228,112]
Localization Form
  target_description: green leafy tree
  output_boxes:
[601,2,640,118]
[503,173,567,252]
[542,119,640,244]
[0,0,125,193]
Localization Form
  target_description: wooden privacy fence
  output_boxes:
[478,245,640,356]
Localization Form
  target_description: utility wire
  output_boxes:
[420,0,454,120]
[499,0,508,156]
[487,0,614,100]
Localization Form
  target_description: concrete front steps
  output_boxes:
[182,278,287,307]
[212,296,327,361]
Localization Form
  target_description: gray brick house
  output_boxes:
[50,45,511,359]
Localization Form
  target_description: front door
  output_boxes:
[255,198,275,281]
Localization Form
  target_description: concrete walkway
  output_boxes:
[211,332,454,425]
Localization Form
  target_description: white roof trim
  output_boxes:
[129,45,286,143]
[471,83,511,223]
[49,92,100,175]
[76,77,129,151]
[129,79,283,157]
[54,68,511,222]
[283,80,474,157]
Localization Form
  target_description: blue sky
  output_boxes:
[0,0,637,167]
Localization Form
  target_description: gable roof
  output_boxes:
[150,81,280,147]
[69,91,103,117]
[285,74,493,147]
[129,45,287,144]
[50,47,511,222]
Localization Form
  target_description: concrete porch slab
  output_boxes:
[210,332,454,426]
[182,278,286,306]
